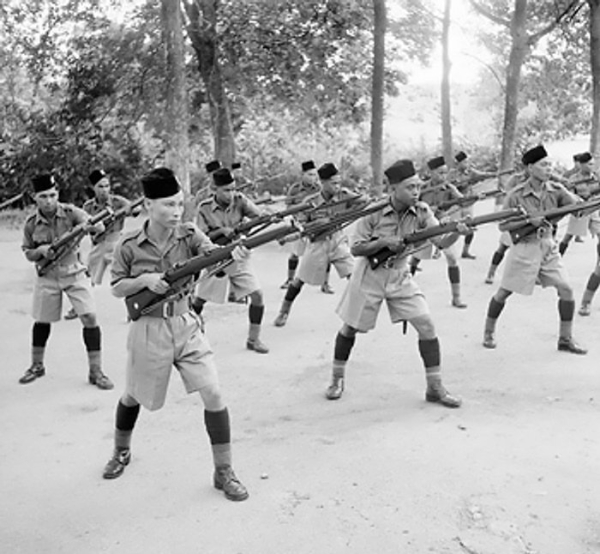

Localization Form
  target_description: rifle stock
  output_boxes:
[509,197,600,244]
[125,223,299,320]
[368,208,523,270]
[36,207,113,276]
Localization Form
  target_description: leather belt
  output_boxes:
[144,298,190,318]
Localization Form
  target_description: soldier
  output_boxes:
[101,167,248,501]
[558,152,600,255]
[273,162,357,327]
[192,168,270,354]
[193,160,221,209]
[411,156,467,308]
[280,160,321,289]
[324,159,463,407]
[19,174,114,389]
[447,150,496,259]
[483,145,587,355]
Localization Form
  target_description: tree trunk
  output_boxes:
[184,0,235,166]
[589,0,600,161]
[371,0,386,196]
[160,0,190,193]
[500,0,529,172]
[441,0,453,167]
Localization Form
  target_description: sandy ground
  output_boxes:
[1,200,599,554]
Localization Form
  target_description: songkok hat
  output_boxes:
[301,160,316,172]
[231,162,241,170]
[579,152,592,163]
[89,169,107,186]
[213,168,234,187]
[521,145,548,166]
[427,156,446,170]
[32,174,56,193]
[205,160,221,173]
[141,167,181,199]
[317,162,338,180]
[573,153,582,162]
[455,151,467,163]
[385,160,416,185]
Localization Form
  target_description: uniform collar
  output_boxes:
[209,193,238,212]
[382,197,415,216]
[522,178,552,196]
[135,220,188,245]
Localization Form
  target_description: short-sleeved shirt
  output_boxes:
[84,194,130,243]
[302,187,362,236]
[111,220,215,297]
[419,182,462,218]
[503,179,574,215]
[22,203,89,269]
[567,170,600,199]
[196,192,262,236]
[448,166,494,195]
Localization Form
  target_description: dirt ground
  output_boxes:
[1,199,599,554]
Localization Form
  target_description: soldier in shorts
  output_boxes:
[280,160,321,289]
[101,167,248,501]
[411,156,467,308]
[19,174,114,389]
[273,162,357,327]
[192,167,270,354]
[483,145,587,355]
[324,159,463,407]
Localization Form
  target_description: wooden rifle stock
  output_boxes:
[368,208,523,270]
[35,208,113,276]
[125,223,299,320]
[509,197,600,244]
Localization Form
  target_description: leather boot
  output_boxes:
[89,367,114,390]
[425,383,462,408]
[19,362,46,384]
[213,465,249,501]
[102,448,131,479]
[325,377,344,400]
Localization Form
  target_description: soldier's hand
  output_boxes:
[37,245,55,259]
[141,274,170,294]
[380,236,405,253]
[456,221,473,235]
[221,227,236,239]
[528,216,546,228]
[231,245,250,262]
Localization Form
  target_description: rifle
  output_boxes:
[125,222,299,320]
[92,197,144,244]
[508,197,600,244]
[367,208,524,270]
[36,208,113,276]
[207,201,315,245]
[280,199,389,244]
[0,192,26,210]
[302,193,364,215]
[436,189,504,212]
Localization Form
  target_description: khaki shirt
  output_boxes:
[302,187,362,239]
[285,180,321,206]
[448,166,494,195]
[503,179,574,214]
[419,183,462,216]
[111,221,215,296]
[83,194,130,241]
[196,192,262,234]
[568,170,600,199]
[22,203,88,266]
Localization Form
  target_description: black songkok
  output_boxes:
[455,151,467,163]
[32,174,56,193]
[521,145,548,166]
[301,160,316,172]
[579,152,592,163]
[205,160,221,173]
[384,160,416,185]
[213,168,234,187]
[427,156,446,170]
[89,169,107,186]
[141,168,181,199]
[231,162,241,170]
[317,163,338,180]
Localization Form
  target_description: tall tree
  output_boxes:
[470,0,581,170]
[160,0,190,192]
[371,0,386,193]
[441,0,453,166]
[184,0,235,166]
[589,0,600,158]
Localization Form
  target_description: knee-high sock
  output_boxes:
[32,322,51,365]
[115,401,140,450]
[204,408,232,467]
[248,304,264,342]
[418,338,441,387]
[83,326,102,370]
[582,272,600,305]
[558,299,575,339]
[332,332,356,379]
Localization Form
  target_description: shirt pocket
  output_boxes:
[31,228,53,246]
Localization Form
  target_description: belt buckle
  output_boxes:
[382,256,396,269]
[161,301,174,318]
[536,226,550,240]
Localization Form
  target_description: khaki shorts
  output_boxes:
[195,258,260,303]
[566,214,589,237]
[336,260,429,332]
[500,237,568,295]
[282,237,307,257]
[32,268,95,322]
[297,236,353,285]
[88,238,117,285]
[125,311,219,411]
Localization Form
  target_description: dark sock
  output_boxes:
[32,322,51,347]
[204,408,231,445]
[249,304,264,324]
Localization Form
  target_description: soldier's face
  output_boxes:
[94,178,111,200]
[147,191,184,228]
[529,158,550,181]
[215,183,235,205]
[392,176,421,205]
[35,188,59,213]
[581,161,593,175]
[303,169,319,186]
[433,166,447,180]
[322,174,341,196]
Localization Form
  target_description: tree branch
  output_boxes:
[469,0,511,27]
[528,0,584,45]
